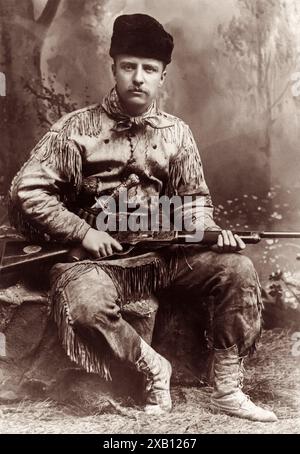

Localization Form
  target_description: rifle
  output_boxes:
[1,228,300,275]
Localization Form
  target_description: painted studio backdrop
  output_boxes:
[1,0,300,274]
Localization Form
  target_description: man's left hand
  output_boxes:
[212,229,246,253]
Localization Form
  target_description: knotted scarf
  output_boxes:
[102,87,171,132]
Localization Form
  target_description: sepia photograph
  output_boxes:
[0,0,300,437]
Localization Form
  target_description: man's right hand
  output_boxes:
[81,229,123,258]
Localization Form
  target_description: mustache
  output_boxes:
[128,87,148,94]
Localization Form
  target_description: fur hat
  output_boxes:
[110,14,174,65]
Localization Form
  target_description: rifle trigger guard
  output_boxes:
[97,244,135,261]
[115,244,135,256]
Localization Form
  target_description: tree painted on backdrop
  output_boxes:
[215,0,297,189]
[0,0,61,194]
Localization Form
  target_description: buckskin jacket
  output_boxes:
[9,87,219,242]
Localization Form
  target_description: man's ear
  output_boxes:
[159,69,167,88]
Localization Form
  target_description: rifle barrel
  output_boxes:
[176,231,262,244]
[177,231,300,244]
[260,232,300,239]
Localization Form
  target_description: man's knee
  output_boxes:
[222,254,258,286]
[53,265,121,327]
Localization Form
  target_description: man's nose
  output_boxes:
[133,67,144,85]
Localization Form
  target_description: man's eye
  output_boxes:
[123,65,134,71]
[145,67,156,73]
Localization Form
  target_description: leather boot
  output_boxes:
[210,345,278,422]
[136,338,172,415]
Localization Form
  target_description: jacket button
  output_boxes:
[104,139,109,144]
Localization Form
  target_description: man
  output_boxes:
[9,14,277,422]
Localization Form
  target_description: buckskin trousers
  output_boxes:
[50,245,262,378]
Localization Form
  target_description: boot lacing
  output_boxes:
[237,357,250,403]
[136,357,155,392]
[238,357,245,389]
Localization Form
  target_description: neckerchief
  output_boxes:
[102,87,173,132]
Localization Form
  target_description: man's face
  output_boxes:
[112,55,166,116]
